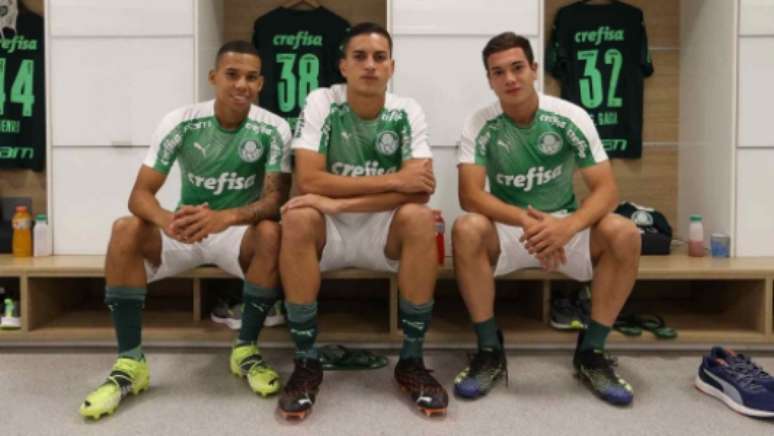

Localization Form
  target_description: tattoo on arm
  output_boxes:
[236,173,292,224]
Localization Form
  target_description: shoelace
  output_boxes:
[723,364,766,392]
[732,355,774,381]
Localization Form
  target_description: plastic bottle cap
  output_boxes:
[15,205,28,212]
[35,214,47,222]
[690,214,703,222]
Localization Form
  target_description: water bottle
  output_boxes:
[432,210,445,265]
[33,214,51,257]
[688,214,705,257]
[11,205,32,257]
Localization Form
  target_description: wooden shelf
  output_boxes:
[1,254,773,348]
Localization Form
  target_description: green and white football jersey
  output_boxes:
[458,93,607,213]
[292,84,432,174]
[143,101,292,211]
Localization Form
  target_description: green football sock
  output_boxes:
[474,317,502,351]
[285,301,319,360]
[237,281,279,345]
[580,320,612,352]
[105,286,146,360]
[399,297,433,360]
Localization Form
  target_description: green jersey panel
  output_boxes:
[144,101,292,211]
[293,84,432,177]
[458,94,607,213]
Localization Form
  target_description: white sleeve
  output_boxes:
[278,121,293,173]
[457,113,480,165]
[404,99,432,160]
[143,109,184,173]
[572,106,608,164]
[291,89,331,153]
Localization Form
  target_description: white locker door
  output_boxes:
[51,37,194,147]
[52,147,181,255]
[736,148,774,256]
[738,37,774,147]
[50,0,194,36]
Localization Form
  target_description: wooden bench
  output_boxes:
[1,254,773,348]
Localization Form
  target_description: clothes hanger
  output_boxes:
[282,0,321,9]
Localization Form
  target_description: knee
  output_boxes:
[281,207,323,245]
[452,213,492,255]
[394,204,435,239]
[254,220,281,258]
[598,215,641,259]
[108,216,146,254]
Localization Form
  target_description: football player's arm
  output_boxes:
[229,172,292,224]
[294,150,434,198]
[570,160,619,231]
[282,189,430,215]
[128,165,178,237]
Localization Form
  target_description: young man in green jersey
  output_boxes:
[277,22,447,419]
[452,33,641,406]
[79,41,293,419]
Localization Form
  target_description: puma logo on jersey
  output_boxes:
[496,140,510,151]
[193,142,206,157]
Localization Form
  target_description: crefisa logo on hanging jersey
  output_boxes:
[537,132,562,156]
[239,139,264,163]
[375,130,399,156]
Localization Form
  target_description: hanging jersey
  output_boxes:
[0,10,45,171]
[458,94,607,213]
[293,84,432,176]
[546,1,653,159]
[252,7,350,131]
[144,101,292,211]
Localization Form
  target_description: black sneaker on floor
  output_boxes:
[394,358,448,417]
[278,358,323,420]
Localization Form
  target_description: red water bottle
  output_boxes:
[433,210,445,265]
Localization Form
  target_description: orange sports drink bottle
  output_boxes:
[12,205,33,257]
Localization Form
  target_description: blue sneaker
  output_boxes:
[709,346,774,391]
[695,356,774,417]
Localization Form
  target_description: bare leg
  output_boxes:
[451,213,501,323]
[279,207,326,304]
[384,204,438,304]
[589,214,641,326]
[104,216,162,287]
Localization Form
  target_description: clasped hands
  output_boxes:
[165,204,231,244]
[520,206,577,272]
